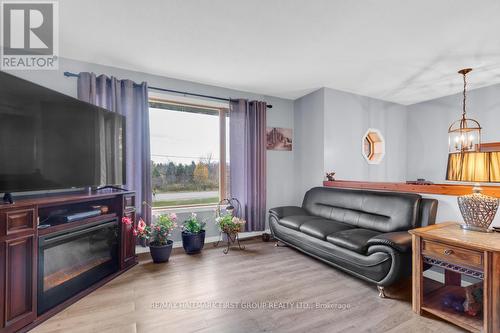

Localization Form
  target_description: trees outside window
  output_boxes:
[149,99,229,208]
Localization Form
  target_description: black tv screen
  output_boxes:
[0,71,125,193]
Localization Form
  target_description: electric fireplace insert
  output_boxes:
[37,218,119,314]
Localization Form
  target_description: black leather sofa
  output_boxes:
[269,187,438,296]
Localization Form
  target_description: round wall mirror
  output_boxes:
[362,128,385,164]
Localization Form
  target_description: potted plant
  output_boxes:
[214,213,246,253]
[129,213,178,263]
[181,213,206,254]
[215,213,246,237]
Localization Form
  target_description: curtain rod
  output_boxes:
[63,71,272,108]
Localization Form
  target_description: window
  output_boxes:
[362,128,385,165]
[149,98,229,208]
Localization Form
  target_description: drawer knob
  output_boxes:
[444,249,454,256]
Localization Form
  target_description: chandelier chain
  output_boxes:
[448,68,481,153]
[462,71,467,118]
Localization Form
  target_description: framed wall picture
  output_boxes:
[266,127,293,151]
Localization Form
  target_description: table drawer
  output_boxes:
[0,207,36,237]
[422,240,483,269]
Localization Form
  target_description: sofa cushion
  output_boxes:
[299,219,352,240]
[269,206,310,220]
[326,228,381,254]
[269,217,394,283]
[301,187,422,232]
[278,215,319,231]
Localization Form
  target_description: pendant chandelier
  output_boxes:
[448,68,481,153]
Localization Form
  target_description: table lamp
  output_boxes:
[446,151,500,232]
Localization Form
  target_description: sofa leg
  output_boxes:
[274,240,287,247]
[377,286,386,298]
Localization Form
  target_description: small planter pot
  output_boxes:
[182,230,206,254]
[149,240,173,263]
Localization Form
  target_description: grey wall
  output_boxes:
[293,89,325,204]
[6,57,295,233]
[291,84,500,227]
[266,97,295,210]
[292,87,407,204]
[407,83,500,182]
[323,87,407,182]
[7,57,500,229]
[406,83,500,227]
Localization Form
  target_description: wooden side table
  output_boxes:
[410,222,500,333]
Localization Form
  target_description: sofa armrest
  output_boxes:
[367,231,412,253]
[419,198,438,227]
[269,206,309,219]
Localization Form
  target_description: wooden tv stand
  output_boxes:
[0,190,137,333]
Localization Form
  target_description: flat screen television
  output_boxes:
[0,71,126,193]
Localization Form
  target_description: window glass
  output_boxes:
[149,102,225,208]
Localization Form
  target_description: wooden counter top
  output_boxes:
[323,180,500,197]
[409,222,500,252]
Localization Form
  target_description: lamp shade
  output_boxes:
[446,152,500,182]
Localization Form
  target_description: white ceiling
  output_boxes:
[59,0,500,105]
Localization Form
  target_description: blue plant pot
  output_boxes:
[149,240,173,263]
[182,230,206,254]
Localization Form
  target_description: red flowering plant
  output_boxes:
[122,213,178,246]
[122,216,133,226]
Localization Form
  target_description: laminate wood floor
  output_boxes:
[32,240,464,333]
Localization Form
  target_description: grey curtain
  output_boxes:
[229,99,267,231]
[77,72,152,225]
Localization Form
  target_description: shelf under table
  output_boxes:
[422,285,483,333]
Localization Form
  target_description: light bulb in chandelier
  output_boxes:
[448,68,481,153]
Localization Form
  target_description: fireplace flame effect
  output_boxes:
[44,256,111,292]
